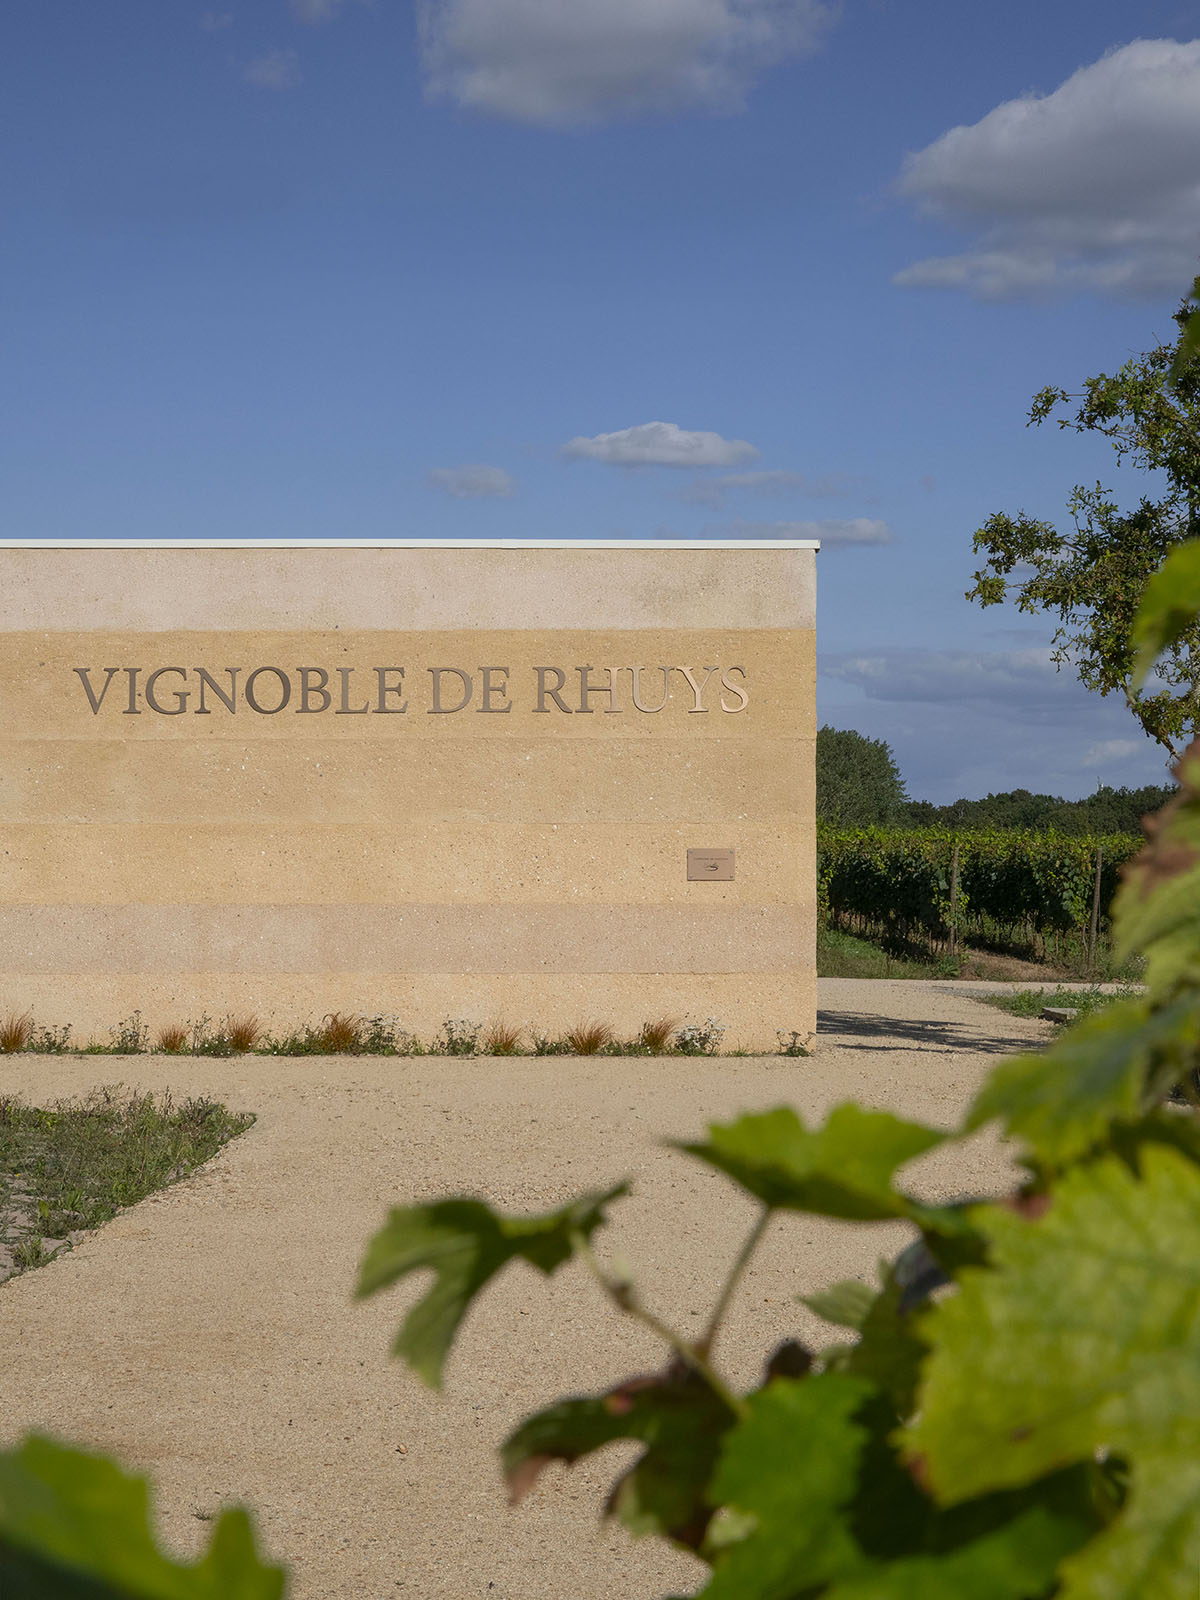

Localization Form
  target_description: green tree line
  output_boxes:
[817,725,1175,835]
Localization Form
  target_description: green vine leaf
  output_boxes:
[1057,1453,1200,1600]
[0,1436,284,1599]
[503,1361,737,1550]
[356,1186,627,1386]
[698,1375,875,1598]
[1168,274,1200,385]
[1112,746,1200,991]
[800,1279,878,1330]
[677,1106,945,1222]
[821,1502,1091,1600]
[908,1146,1200,1596]
[965,995,1199,1165]
[1131,539,1200,688]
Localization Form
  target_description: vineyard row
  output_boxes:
[817,827,1144,954]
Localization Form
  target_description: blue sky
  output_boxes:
[2,1,1197,800]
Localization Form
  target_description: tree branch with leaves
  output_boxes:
[967,290,1200,760]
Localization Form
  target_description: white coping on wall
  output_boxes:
[0,538,820,550]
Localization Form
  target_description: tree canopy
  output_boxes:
[816,726,909,826]
[966,296,1200,759]
[904,782,1177,835]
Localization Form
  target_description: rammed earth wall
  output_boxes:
[0,541,817,1048]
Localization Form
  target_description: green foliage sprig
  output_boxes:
[966,293,1200,759]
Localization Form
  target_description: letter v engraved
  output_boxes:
[73,667,120,715]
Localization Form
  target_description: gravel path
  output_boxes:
[0,979,1048,1599]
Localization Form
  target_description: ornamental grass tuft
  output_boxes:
[0,1012,33,1054]
[564,1020,614,1056]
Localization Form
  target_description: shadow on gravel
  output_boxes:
[817,1010,1035,1056]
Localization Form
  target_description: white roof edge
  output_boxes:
[0,538,821,551]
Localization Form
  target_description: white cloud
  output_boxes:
[683,468,853,506]
[896,39,1200,299]
[416,0,837,127]
[710,517,891,545]
[562,420,758,468]
[427,464,517,499]
[1083,738,1144,767]
[290,0,351,21]
[824,646,1084,709]
[243,48,303,89]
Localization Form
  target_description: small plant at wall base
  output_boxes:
[563,1020,614,1056]
[437,1018,482,1056]
[482,1021,523,1056]
[639,1016,679,1054]
[775,1029,812,1057]
[674,1016,728,1055]
[0,1013,32,1054]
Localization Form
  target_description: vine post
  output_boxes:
[1087,844,1103,977]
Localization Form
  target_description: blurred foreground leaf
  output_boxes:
[1131,539,1200,688]
[0,1437,284,1599]
[356,1185,626,1386]
[677,1106,945,1222]
[966,995,1199,1166]
[503,1361,737,1550]
[910,1146,1200,1597]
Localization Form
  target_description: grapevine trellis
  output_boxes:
[817,828,1144,964]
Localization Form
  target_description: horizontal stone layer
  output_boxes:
[0,547,816,633]
[0,971,815,1053]
[0,629,813,741]
[0,904,810,974]
[0,823,811,906]
[0,737,812,824]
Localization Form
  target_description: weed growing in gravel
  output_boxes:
[28,1023,72,1055]
[155,1023,189,1054]
[0,1088,253,1283]
[776,1029,813,1057]
[674,1017,728,1055]
[77,1014,149,1056]
[530,1029,571,1056]
[436,1018,482,1056]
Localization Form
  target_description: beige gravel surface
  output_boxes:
[0,979,1049,1598]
